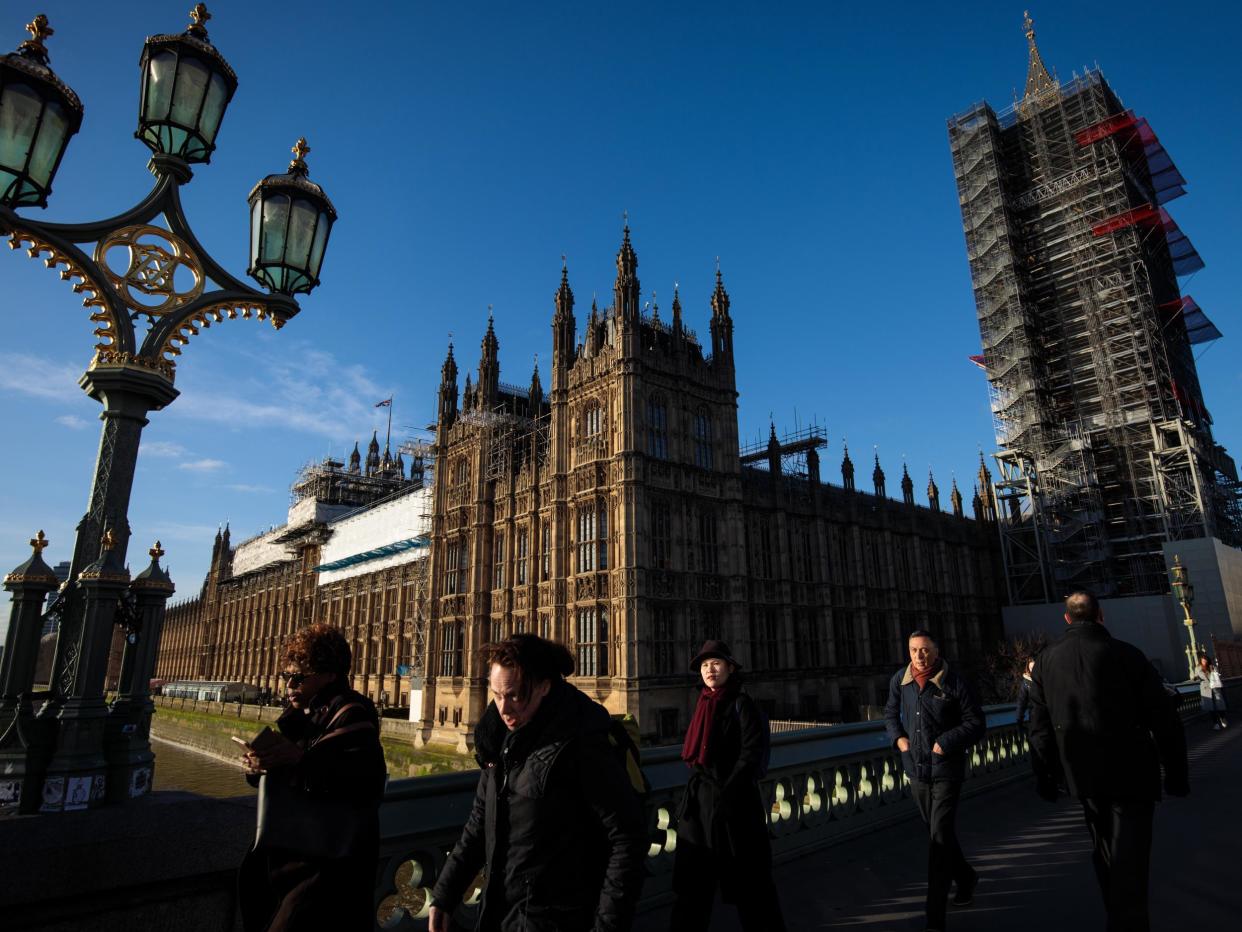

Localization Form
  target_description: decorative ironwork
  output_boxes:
[30,530,49,555]
[95,224,205,317]
[6,229,115,345]
[158,299,284,361]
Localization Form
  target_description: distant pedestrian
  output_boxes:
[237,623,387,932]
[428,634,646,932]
[1029,590,1189,932]
[1015,657,1035,737]
[669,640,786,932]
[1195,655,1228,729]
[884,630,985,932]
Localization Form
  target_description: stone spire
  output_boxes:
[972,484,984,521]
[709,260,733,363]
[927,469,941,512]
[614,220,640,320]
[529,359,543,410]
[552,257,576,372]
[671,283,683,338]
[348,441,361,474]
[366,431,381,475]
[767,421,782,477]
[841,441,855,491]
[872,450,886,498]
[901,462,915,506]
[1021,10,1057,100]
[950,478,964,518]
[438,340,459,431]
[477,309,500,410]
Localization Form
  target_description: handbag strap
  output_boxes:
[313,702,376,746]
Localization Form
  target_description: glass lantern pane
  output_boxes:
[260,194,291,264]
[170,57,208,133]
[143,51,177,120]
[198,72,228,145]
[285,198,318,271]
[0,83,42,174]
[249,196,263,269]
[308,211,330,279]
[28,100,67,186]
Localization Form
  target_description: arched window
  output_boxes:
[575,500,607,572]
[453,457,469,486]
[693,407,713,469]
[583,401,602,437]
[647,395,668,459]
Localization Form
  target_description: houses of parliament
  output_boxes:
[157,227,1006,747]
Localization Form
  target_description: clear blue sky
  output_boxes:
[2,0,1238,599]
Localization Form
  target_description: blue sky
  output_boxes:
[1,0,1238,598]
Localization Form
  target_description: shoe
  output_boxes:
[953,872,977,907]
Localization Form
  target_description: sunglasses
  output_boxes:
[281,671,313,687]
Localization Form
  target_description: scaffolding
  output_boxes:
[950,68,1240,602]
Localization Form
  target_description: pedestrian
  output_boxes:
[668,640,786,932]
[883,630,985,932]
[1195,654,1228,729]
[428,634,646,932]
[237,623,387,932]
[1028,590,1189,932]
[1015,656,1035,737]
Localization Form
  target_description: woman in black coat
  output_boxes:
[669,640,786,932]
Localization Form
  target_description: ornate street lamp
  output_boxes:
[1170,554,1201,680]
[0,6,337,814]
[0,14,83,207]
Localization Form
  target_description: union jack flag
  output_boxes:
[375,398,392,408]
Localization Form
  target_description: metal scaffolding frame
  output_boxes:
[951,70,1241,602]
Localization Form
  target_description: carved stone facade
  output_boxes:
[420,230,1006,749]
[157,455,432,708]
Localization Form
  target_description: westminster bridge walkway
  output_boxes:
[2,687,1239,930]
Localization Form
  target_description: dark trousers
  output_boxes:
[910,779,974,927]
[668,839,786,932]
[1080,798,1154,932]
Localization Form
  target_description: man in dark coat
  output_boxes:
[237,623,387,932]
[1028,590,1189,932]
[429,635,646,932]
[884,629,985,932]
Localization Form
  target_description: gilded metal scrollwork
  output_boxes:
[94,224,204,317]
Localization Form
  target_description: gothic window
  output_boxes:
[583,401,602,438]
[439,622,463,676]
[576,607,608,676]
[445,537,469,594]
[759,516,774,578]
[699,606,722,644]
[749,608,781,670]
[598,502,609,570]
[453,457,469,486]
[516,527,529,585]
[647,395,668,460]
[490,618,502,644]
[835,610,857,666]
[795,609,820,668]
[540,519,551,580]
[698,508,719,573]
[576,507,595,573]
[538,613,551,640]
[652,605,677,674]
[795,524,814,582]
[493,533,505,589]
[693,407,713,469]
[650,499,671,569]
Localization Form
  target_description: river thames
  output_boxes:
[151,739,256,798]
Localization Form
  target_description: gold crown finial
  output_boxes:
[190,4,211,30]
[101,528,117,552]
[1023,11,1035,43]
[19,13,53,58]
[149,540,165,561]
[289,137,310,174]
[30,530,49,555]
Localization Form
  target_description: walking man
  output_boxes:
[1028,590,1189,932]
[884,630,985,931]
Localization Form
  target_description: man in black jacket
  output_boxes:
[429,635,646,932]
[884,630,985,932]
[1029,590,1189,932]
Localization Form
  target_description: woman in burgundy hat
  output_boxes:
[668,640,786,931]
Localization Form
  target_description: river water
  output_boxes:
[151,738,257,798]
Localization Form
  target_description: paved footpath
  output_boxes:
[637,720,1241,930]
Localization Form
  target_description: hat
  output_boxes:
[690,639,740,670]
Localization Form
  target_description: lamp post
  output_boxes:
[1169,554,1200,681]
[0,6,337,813]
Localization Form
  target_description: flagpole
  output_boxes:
[386,397,393,453]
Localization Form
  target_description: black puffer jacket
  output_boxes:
[884,661,985,783]
[430,681,647,932]
[1029,622,1188,801]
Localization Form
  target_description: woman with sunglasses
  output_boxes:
[237,623,387,932]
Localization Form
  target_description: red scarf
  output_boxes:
[681,685,728,767]
[912,659,942,692]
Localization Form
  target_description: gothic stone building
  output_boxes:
[421,228,1005,749]
[157,436,432,708]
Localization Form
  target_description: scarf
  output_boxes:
[912,658,942,692]
[681,685,729,767]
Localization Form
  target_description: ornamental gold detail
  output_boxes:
[7,229,117,350]
[157,300,285,362]
[89,349,176,382]
[94,224,205,317]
